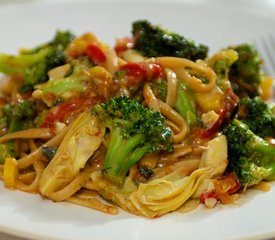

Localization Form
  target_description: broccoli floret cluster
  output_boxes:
[223,119,275,186]
[1,99,37,133]
[132,20,208,61]
[0,99,38,156]
[34,58,93,107]
[239,97,275,138]
[228,44,262,98]
[0,30,74,92]
[94,96,173,185]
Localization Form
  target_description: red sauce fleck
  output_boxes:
[40,93,104,128]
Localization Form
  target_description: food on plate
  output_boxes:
[0,20,274,218]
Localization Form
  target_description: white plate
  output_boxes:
[0,1,275,240]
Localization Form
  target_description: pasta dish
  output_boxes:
[0,20,274,218]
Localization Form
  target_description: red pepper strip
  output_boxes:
[199,174,240,204]
[40,95,103,129]
[200,191,219,203]
[86,43,107,65]
[215,172,241,195]
[119,62,163,86]
[114,37,134,53]
[213,172,241,204]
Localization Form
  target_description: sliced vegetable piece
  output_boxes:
[3,157,18,189]
[39,111,105,196]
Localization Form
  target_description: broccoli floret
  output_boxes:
[34,57,94,107]
[239,97,275,138]
[148,78,168,103]
[223,119,275,186]
[155,79,167,102]
[34,65,87,107]
[228,44,262,98]
[21,49,67,92]
[208,49,238,91]
[21,30,74,55]
[1,100,37,133]
[94,96,173,185]
[0,48,50,76]
[1,99,37,156]
[0,31,74,92]
[132,20,208,61]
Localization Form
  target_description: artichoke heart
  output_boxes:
[39,111,105,196]
[128,167,210,218]
[199,134,228,177]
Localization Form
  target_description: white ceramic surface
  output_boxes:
[0,1,275,239]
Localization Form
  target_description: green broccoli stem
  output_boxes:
[36,76,86,102]
[254,142,275,156]
[0,144,11,164]
[0,116,7,129]
[174,82,197,128]
[120,145,148,176]
[0,49,49,75]
[255,143,275,180]
[264,161,275,180]
[114,135,144,170]
[5,118,24,155]
[103,127,124,170]
[34,64,92,107]
[8,118,23,133]
[47,77,85,94]
[103,127,145,185]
